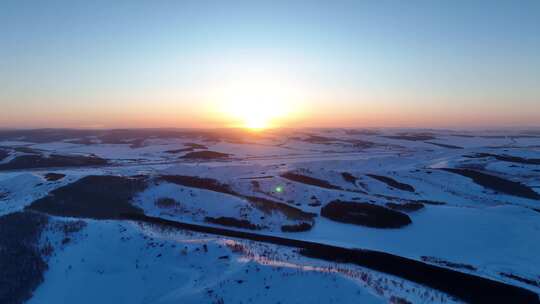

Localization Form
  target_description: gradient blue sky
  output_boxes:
[1,0,539,128]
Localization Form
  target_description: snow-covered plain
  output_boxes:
[1,128,539,303]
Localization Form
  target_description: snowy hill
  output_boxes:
[1,128,539,304]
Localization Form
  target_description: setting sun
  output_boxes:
[222,94,286,130]
[2,2,540,303]
[209,71,305,130]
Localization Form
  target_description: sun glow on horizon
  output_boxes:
[208,70,306,130]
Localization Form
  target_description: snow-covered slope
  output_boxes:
[1,128,539,303]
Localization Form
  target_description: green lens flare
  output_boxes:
[275,186,283,193]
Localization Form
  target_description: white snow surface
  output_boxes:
[1,128,539,303]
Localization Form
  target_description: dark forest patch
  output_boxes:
[441,168,540,200]
[413,199,446,206]
[341,172,358,184]
[386,202,424,212]
[181,151,230,160]
[155,197,181,208]
[0,129,246,146]
[65,137,97,145]
[366,174,415,192]
[421,256,476,271]
[160,175,236,195]
[344,129,380,136]
[281,222,312,232]
[27,175,146,219]
[164,148,194,154]
[0,211,49,304]
[299,246,538,304]
[184,143,208,149]
[0,129,98,143]
[466,153,540,165]
[321,200,412,228]
[302,135,337,144]
[344,139,376,149]
[500,272,540,288]
[245,196,316,221]
[425,142,464,149]
[239,175,274,180]
[281,172,342,190]
[9,147,35,153]
[43,173,65,182]
[205,216,262,230]
[0,154,107,171]
[478,135,540,139]
[0,148,10,161]
[383,133,436,141]
[300,135,376,148]
[121,213,540,304]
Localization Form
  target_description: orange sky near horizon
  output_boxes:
[1,1,539,130]
[2,96,539,130]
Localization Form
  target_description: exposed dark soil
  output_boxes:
[425,142,464,149]
[205,216,262,230]
[441,168,540,200]
[244,196,316,221]
[366,174,415,192]
[500,272,540,288]
[181,151,230,160]
[121,213,540,304]
[281,222,312,232]
[27,175,146,219]
[466,153,540,165]
[421,256,477,271]
[321,200,412,228]
[43,173,65,181]
[281,172,342,190]
[0,154,108,171]
[0,211,49,304]
[386,202,424,212]
[161,175,236,195]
